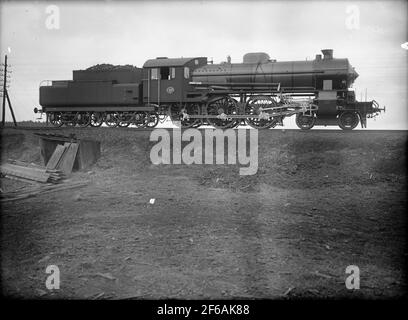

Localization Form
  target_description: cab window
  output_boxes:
[184,67,190,79]
[170,67,176,79]
[150,68,158,80]
[161,67,170,80]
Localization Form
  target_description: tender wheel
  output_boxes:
[144,112,159,128]
[90,112,104,127]
[206,96,239,129]
[62,112,77,127]
[132,112,146,128]
[245,96,279,129]
[105,112,119,127]
[296,113,316,130]
[49,112,63,127]
[338,112,359,130]
[76,112,91,127]
[117,112,132,128]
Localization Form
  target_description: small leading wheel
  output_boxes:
[76,112,91,127]
[90,112,104,127]
[296,113,316,130]
[49,112,63,127]
[338,112,359,130]
[245,96,279,129]
[171,103,202,128]
[206,95,239,129]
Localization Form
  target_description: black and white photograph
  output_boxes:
[0,0,407,312]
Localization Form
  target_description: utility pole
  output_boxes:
[6,90,17,125]
[1,55,7,126]
[1,54,17,127]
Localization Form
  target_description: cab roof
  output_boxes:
[143,57,206,68]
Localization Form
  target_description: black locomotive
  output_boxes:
[36,49,384,130]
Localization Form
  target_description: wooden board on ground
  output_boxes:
[1,162,64,184]
[9,160,45,169]
[56,143,79,175]
[0,163,50,183]
[0,181,88,202]
[46,144,67,170]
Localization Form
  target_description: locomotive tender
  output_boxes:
[36,49,384,130]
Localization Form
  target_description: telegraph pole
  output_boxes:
[1,54,17,126]
[1,55,7,126]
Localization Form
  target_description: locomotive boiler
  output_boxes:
[36,49,384,130]
[192,50,358,90]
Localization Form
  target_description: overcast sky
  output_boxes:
[0,0,407,129]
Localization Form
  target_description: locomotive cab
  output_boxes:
[142,57,207,106]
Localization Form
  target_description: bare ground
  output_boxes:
[0,127,406,299]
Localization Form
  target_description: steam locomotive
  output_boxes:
[36,49,384,130]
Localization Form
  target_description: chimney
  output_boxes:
[315,54,322,61]
[321,49,333,60]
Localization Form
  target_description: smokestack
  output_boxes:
[315,54,322,61]
[321,49,333,60]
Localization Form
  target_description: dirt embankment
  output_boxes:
[0,128,406,299]
[1,128,406,191]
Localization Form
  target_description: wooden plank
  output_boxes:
[56,143,79,175]
[0,171,49,183]
[0,181,88,202]
[1,163,45,173]
[3,174,40,184]
[0,164,50,182]
[46,144,67,170]
[9,160,45,169]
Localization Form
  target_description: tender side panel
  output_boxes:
[40,81,141,107]
[72,69,143,83]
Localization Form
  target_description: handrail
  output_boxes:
[39,80,70,87]
[39,80,53,87]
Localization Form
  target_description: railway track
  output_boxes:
[1,125,159,132]
[1,125,401,133]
